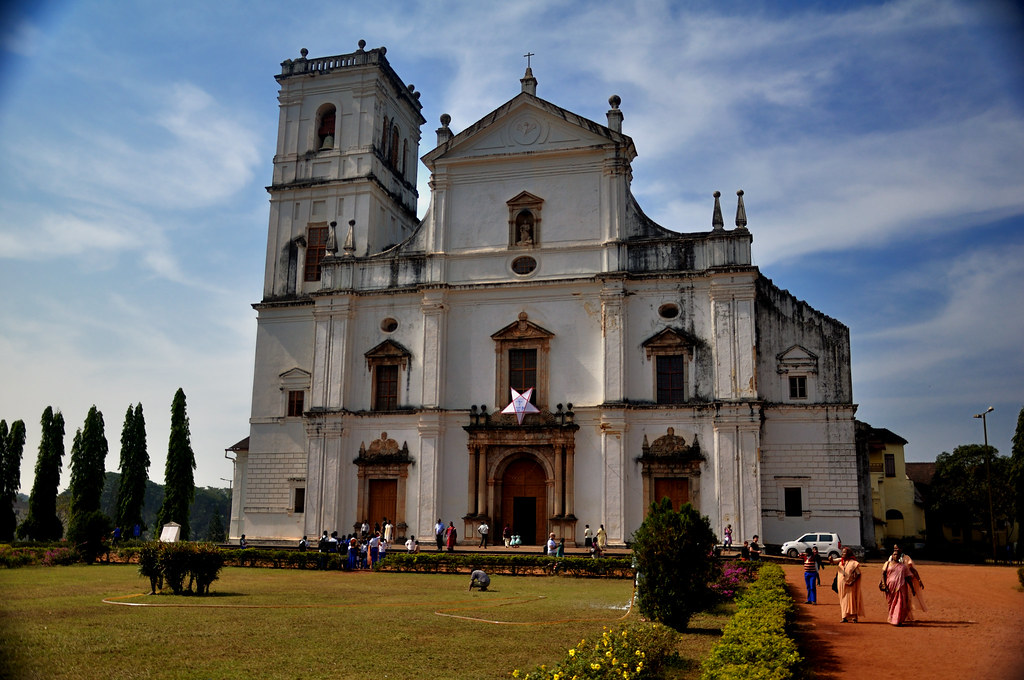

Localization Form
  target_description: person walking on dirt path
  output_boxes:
[830,547,865,623]
[435,518,445,552]
[469,569,490,591]
[478,521,489,548]
[881,544,924,625]
[803,547,820,604]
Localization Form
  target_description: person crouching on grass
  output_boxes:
[469,570,490,591]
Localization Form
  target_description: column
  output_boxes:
[600,280,626,403]
[417,412,443,539]
[600,410,627,545]
[476,448,487,517]
[420,290,448,409]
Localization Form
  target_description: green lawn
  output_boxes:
[0,565,729,680]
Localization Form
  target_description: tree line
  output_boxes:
[0,388,223,558]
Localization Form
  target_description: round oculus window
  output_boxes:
[658,303,680,319]
[380,318,399,333]
[511,256,537,275]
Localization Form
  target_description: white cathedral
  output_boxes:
[227,42,862,549]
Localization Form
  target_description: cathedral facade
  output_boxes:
[228,43,861,549]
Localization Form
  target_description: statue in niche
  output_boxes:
[516,210,534,245]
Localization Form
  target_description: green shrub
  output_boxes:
[159,542,194,594]
[632,498,718,630]
[375,552,634,578]
[66,510,113,564]
[138,542,163,593]
[190,543,225,595]
[0,544,39,568]
[513,622,676,680]
[700,563,802,680]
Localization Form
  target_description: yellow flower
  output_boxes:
[568,649,575,657]
[635,650,642,657]
[606,651,612,658]
[612,658,618,666]
[513,671,520,678]
[591,663,601,670]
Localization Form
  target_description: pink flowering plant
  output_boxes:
[511,622,675,680]
[709,561,759,600]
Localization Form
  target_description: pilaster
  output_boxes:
[600,409,628,545]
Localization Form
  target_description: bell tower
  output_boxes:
[262,41,425,300]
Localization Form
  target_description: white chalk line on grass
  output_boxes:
[103,591,636,626]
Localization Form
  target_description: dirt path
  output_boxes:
[782,562,1024,680]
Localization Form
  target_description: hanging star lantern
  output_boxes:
[502,387,540,425]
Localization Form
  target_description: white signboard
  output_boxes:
[159,523,181,543]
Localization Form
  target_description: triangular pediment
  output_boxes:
[279,367,311,389]
[364,339,412,368]
[641,328,699,357]
[491,312,555,341]
[422,93,635,165]
[776,345,818,374]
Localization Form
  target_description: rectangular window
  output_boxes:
[884,453,896,478]
[287,390,304,417]
[784,487,803,517]
[293,487,305,514]
[656,355,686,404]
[374,365,399,411]
[509,349,537,404]
[303,225,329,281]
[789,376,807,399]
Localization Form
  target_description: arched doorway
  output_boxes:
[501,458,546,545]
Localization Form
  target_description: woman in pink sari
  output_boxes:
[831,547,865,623]
[881,544,924,625]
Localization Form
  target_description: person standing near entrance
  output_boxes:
[478,521,489,548]
[596,524,607,551]
[547,533,557,556]
[584,524,593,549]
[503,524,512,547]
[445,522,457,551]
[435,518,445,552]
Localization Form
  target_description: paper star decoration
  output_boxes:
[501,387,540,425]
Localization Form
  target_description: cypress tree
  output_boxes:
[67,407,111,560]
[116,403,149,533]
[0,419,27,541]
[69,406,108,518]
[158,388,196,540]
[18,406,66,541]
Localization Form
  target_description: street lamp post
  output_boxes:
[973,406,996,562]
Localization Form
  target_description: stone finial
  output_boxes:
[357,40,366,51]
[343,219,356,256]
[712,191,724,230]
[521,67,538,96]
[437,113,453,145]
[606,94,623,133]
[299,48,308,59]
[735,189,748,230]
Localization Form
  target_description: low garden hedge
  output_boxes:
[700,562,803,680]
[374,552,634,578]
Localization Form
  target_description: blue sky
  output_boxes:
[1,0,1022,494]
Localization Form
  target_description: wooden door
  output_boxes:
[368,479,398,529]
[654,477,690,511]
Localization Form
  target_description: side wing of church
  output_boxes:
[228,43,860,549]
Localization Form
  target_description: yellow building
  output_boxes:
[857,422,926,549]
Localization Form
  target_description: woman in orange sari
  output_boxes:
[831,547,865,623]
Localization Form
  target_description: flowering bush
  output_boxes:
[0,544,39,568]
[709,561,759,600]
[41,547,79,566]
[512,622,676,680]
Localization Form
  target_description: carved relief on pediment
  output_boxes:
[640,427,704,462]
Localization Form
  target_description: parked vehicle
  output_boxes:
[781,532,842,559]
